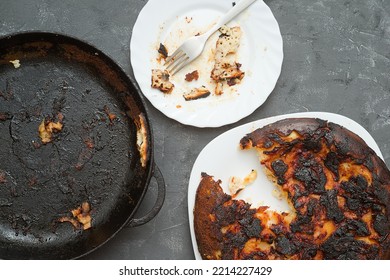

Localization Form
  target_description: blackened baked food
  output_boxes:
[194,118,390,259]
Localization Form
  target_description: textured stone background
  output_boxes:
[1,0,389,259]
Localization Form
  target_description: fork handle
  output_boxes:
[204,0,257,38]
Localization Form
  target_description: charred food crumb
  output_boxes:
[185,70,199,82]
[38,117,63,144]
[158,43,168,59]
[58,202,92,230]
[183,87,211,101]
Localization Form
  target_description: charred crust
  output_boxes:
[275,235,297,256]
[290,214,313,234]
[240,118,387,175]
[341,175,383,215]
[321,232,379,260]
[271,160,288,184]
[324,151,340,181]
[240,217,262,238]
[239,135,253,149]
[373,214,389,237]
[239,118,326,149]
[320,189,344,223]
[292,184,308,204]
[342,219,370,237]
[270,224,286,235]
[195,173,267,259]
[194,173,229,260]
[293,154,326,194]
[302,247,319,259]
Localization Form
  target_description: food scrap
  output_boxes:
[158,43,168,59]
[136,114,148,167]
[228,169,257,196]
[185,70,199,82]
[38,117,63,144]
[103,105,117,123]
[183,86,211,101]
[211,25,245,95]
[151,69,175,93]
[9,59,21,68]
[58,202,92,230]
[152,24,245,98]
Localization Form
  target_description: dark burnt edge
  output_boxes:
[195,172,269,259]
[183,88,211,101]
[240,118,390,193]
[240,118,373,160]
[215,200,263,259]
[194,172,226,259]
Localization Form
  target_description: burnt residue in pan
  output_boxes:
[0,35,148,258]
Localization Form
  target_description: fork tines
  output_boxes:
[164,49,189,75]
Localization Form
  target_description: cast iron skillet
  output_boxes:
[0,32,165,259]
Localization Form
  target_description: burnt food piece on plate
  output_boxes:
[183,87,211,101]
[151,69,174,93]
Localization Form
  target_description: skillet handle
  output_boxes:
[126,164,166,227]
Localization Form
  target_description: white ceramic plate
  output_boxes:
[130,0,283,127]
[187,112,384,259]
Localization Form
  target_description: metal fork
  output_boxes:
[164,0,257,75]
